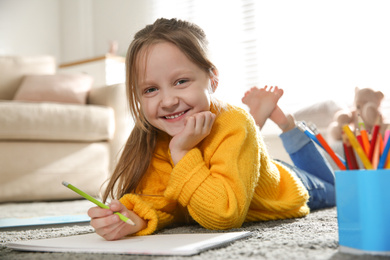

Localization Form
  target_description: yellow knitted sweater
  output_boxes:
[120,104,310,236]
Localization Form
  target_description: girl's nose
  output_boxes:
[160,89,179,108]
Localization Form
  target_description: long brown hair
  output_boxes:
[102,18,218,202]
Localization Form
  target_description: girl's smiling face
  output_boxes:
[137,42,213,137]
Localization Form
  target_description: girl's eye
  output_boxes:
[175,79,188,86]
[144,87,157,94]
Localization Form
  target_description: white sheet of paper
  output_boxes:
[7,231,251,256]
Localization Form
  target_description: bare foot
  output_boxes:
[242,86,283,129]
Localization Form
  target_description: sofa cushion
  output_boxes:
[0,101,114,141]
[0,56,56,100]
[13,74,93,104]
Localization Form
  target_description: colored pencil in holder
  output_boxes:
[358,114,370,155]
[307,122,346,170]
[343,125,373,170]
[378,134,390,169]
[367,117,381,162]
[342,132,359,170]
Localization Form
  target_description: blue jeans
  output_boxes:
[275,127,336,210]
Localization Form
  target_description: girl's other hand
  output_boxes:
[169,111,216,165]
[88,200,146,241]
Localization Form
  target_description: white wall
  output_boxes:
[0,0,61,60]
[0,0,152,64]
[92,0,153,59]
[60,0,153,64]
[59,0,94,63]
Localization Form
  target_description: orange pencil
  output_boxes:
[358,114,370,155]
[378,134,390,169]
[368,117,380,162]
[309,123,346,170]
[372,134,382,169]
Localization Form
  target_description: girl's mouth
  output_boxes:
[163,110,188,119]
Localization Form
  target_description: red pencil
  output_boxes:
[356,128,364,150]
[368,117,381,162]
[342,132,359,170]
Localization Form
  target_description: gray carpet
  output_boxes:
[0,200,388,260]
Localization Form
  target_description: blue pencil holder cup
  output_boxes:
[335,169,390,256]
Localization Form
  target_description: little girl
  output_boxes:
[88,18,335,241]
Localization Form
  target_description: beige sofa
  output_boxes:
[0,56,131,202]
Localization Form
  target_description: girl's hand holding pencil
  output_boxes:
[62,181,146,240]
[88,200,147,241]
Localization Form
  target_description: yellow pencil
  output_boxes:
[62,181,135,226]
[343,125,373,170]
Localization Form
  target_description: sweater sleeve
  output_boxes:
[119,140,180,236]
[119,193,176,236]
[164,108,261,230]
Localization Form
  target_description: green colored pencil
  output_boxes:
[62,181,135,226]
